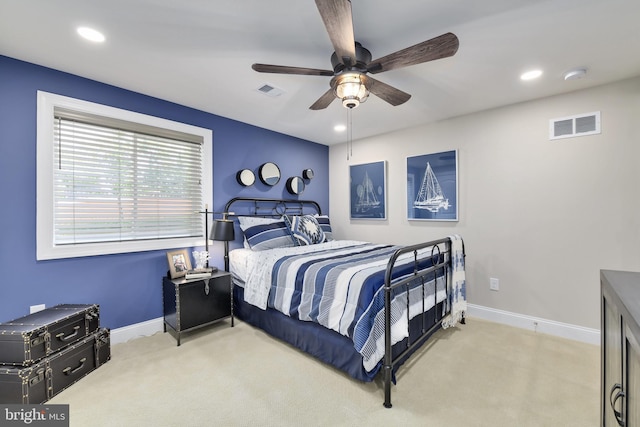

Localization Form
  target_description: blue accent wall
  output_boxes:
[0,55,328,328]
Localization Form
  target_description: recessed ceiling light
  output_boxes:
[564,68,587,80]
[520,69,543,81]
[77,27,105,43]
[334,124,346,132]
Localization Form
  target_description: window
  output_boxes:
[37,91,213,260]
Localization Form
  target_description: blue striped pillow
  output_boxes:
[314,215,333,241]
[240,220,296,251]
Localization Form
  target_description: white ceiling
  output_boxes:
[2,0,639,146]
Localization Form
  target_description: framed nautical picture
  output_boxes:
[407,150,458,221]
[350,161,386,220]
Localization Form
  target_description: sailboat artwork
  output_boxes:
[413,162,449,213]
[349,161,386,220]
[407,150,458,221]
[355,170,381,213]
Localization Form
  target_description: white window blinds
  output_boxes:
[52,109,204,245]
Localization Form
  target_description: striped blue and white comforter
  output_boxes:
[241,240,450,372]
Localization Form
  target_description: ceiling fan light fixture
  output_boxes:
[334,72,369,109]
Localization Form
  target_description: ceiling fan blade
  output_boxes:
[252,63,334,76]
[309,88,336,110]
[367,32,459,74]
[315,0,356,66]
[367,76,411,106]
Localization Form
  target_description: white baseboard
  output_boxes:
[466,304,600,346]
[110,317,164,345]
[108,306,601,347]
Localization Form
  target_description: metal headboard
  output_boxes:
[220,197,322,271]
[224,197,322,218]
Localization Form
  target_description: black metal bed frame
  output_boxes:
[222,197,462,408]
[224,197,321,218]
[382,238,462,407]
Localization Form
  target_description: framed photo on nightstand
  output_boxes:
[167,249,192,279]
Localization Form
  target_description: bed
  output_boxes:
[223,197,466,408]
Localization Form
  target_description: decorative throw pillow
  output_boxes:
[286,215,325,246]
[238,216,283,248]
[239,217,296,251]
[314,215,334,241]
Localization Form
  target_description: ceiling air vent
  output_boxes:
[549,111,600,140]
[256,84,285,98]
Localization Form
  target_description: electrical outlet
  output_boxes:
[489,278,500,291]
[30,304,46,314]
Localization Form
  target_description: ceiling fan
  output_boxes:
[252,0,459,110]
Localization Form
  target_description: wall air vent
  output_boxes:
[549,111,600,140]
[256,84,285,98]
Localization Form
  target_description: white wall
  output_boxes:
[329,76,640,330]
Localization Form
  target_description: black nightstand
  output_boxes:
[162,270,233,346]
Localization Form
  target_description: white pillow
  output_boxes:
[238,216,283,227]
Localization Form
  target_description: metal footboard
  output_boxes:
[382,237,462,408]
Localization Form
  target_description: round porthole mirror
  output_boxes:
[236,169,255,187]
[286,176,305,195]
[259,162,281,186]
[303,168,314,180]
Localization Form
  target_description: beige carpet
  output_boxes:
[49,318,599,426]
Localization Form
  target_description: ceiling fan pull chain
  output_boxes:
[349,108,353,158]
[346,107,353,160]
